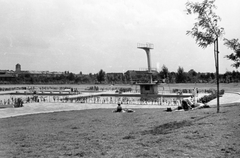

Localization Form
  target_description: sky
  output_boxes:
[0,0,239,74]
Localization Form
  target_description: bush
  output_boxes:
[220,89,225,95]
[86,86,99,91]
[199,89,225,104]
[118,88,132,93]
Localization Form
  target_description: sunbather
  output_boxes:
[113,103,122,113]
[168,97,209,111]
[113,102,135,113]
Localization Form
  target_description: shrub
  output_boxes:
[220,89,225,95]
[199,89,225,104]
[118,88,132,93]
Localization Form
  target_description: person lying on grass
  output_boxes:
[113,103,134,113]
[169,97,209,112]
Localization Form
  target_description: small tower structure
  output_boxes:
[137,43,158,95]
[15,63,21,72]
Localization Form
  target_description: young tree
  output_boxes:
[185,0,224,47]
[97,69,106,83]
[176,66,186,83]
[224,38,240,68]
[185,0,224,113]
[67,73,75,81]
[159,65,169,81]
[187,69,198,83]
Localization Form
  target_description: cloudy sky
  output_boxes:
[0,0,239,74]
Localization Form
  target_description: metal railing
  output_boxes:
[137,43,154,49]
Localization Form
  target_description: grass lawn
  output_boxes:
[0,104,240,158]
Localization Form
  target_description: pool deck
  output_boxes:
[0,91,239,119]
[0,90,79,96]
[0,90,194,98]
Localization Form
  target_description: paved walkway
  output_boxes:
[0,92,240,119]
[0,103,171,119]
[208,92,240,106]
[0,90,27,95]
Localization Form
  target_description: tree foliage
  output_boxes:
[97,69,106,83]
[186,0,239,69]
[1,68,240,84]
[187,69,198,82]
[224,38,240,68]
[160,65,169,79]
[185,0,224,48]
[176,66,186,83]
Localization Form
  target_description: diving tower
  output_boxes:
[137,43,154,82]
[137,43,158,96]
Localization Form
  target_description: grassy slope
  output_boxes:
[0,104,240,158]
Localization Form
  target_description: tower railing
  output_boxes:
[137,43,154,49]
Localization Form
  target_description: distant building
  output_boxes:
[124,70,147,83]
[15,63,21,72]
[124,69,158,84]
[13,64,64,77]
[106,73,124,83]
[0,70,16,82]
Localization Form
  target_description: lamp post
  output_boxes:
[213,19,220,113]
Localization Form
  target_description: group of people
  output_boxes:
[67,96,184,106]
[113,95,208,113]
[0,95,66,106]
[167,96,209,112]
[0,97,24,108]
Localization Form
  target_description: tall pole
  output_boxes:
[145,49,153,83]
[216,37,220,113]
[145,49,152,74]
[213,19,220,113]
[215,37,220,113]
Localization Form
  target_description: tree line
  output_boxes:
[2,66,239,84]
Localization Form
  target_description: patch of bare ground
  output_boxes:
[0,104,240,158]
